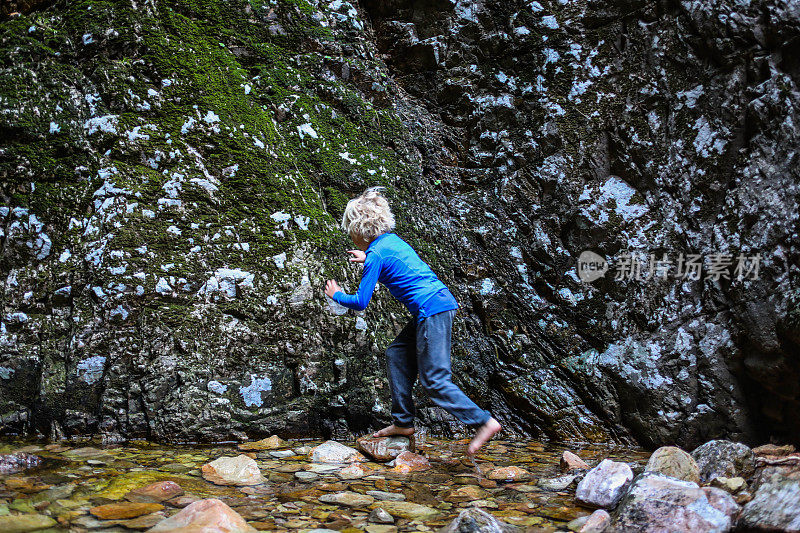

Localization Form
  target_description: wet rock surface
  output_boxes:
[0,0,798,450]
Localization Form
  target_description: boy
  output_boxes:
[324,186,502,455]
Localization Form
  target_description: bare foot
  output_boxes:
[466,417,502,455]
[372,424,414,438]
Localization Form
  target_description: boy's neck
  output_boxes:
[367,232,390,250]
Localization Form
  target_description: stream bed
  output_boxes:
[0,436,651,532]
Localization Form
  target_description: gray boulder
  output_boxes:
[575,459,634,509]
[691,440,755,483]
[606,472,739,532]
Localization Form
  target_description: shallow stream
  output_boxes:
[0,436,650,532]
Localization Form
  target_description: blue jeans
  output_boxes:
[385,309,493,429]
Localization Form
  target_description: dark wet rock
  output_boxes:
[644,446,700,483]
[691,440,755,483]
[575,459,633,509]
[357,436,413,461]
[606,472,739,532]
[0,453,41,474]
[438,507,520,532]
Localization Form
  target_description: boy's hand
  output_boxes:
[325,279,341,298]
[347,249,366,263]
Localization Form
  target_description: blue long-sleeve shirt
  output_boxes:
[332,232,459,322]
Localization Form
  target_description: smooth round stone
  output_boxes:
[269,450,296,458]
[124,480,184,503]
[487,466,533,482]
[89,502,165,519]
[310,441,366,464]
[392,451,430,473]
[368,501,440,520]
[276,463,305,473]
[0,514,57,532]
[356,436,412,462]
[306,463,345,474]
[159,463,193,473]
[710,476,747,494]
[147,498,256,532]
[318,491,375,507]
[442,485,489,502]
[575,459,634,508]
[645,446,700,483]
[110,512,165,529]
[537,474,577,491]
[337,463,368,480]
[561,450,590,472]
[296,471,320,482]
[366,490,406,501]
[238,435,290,451]
[201,455,264,486]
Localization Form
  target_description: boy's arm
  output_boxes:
[332,252,380,311]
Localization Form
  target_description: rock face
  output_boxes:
[1,0,799,448]
[607,472,740,533]
[575,459,633,509]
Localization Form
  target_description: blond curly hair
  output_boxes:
[341,186,396,242]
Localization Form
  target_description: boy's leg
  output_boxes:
[416,309,493,428]
[384,318,418,428]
